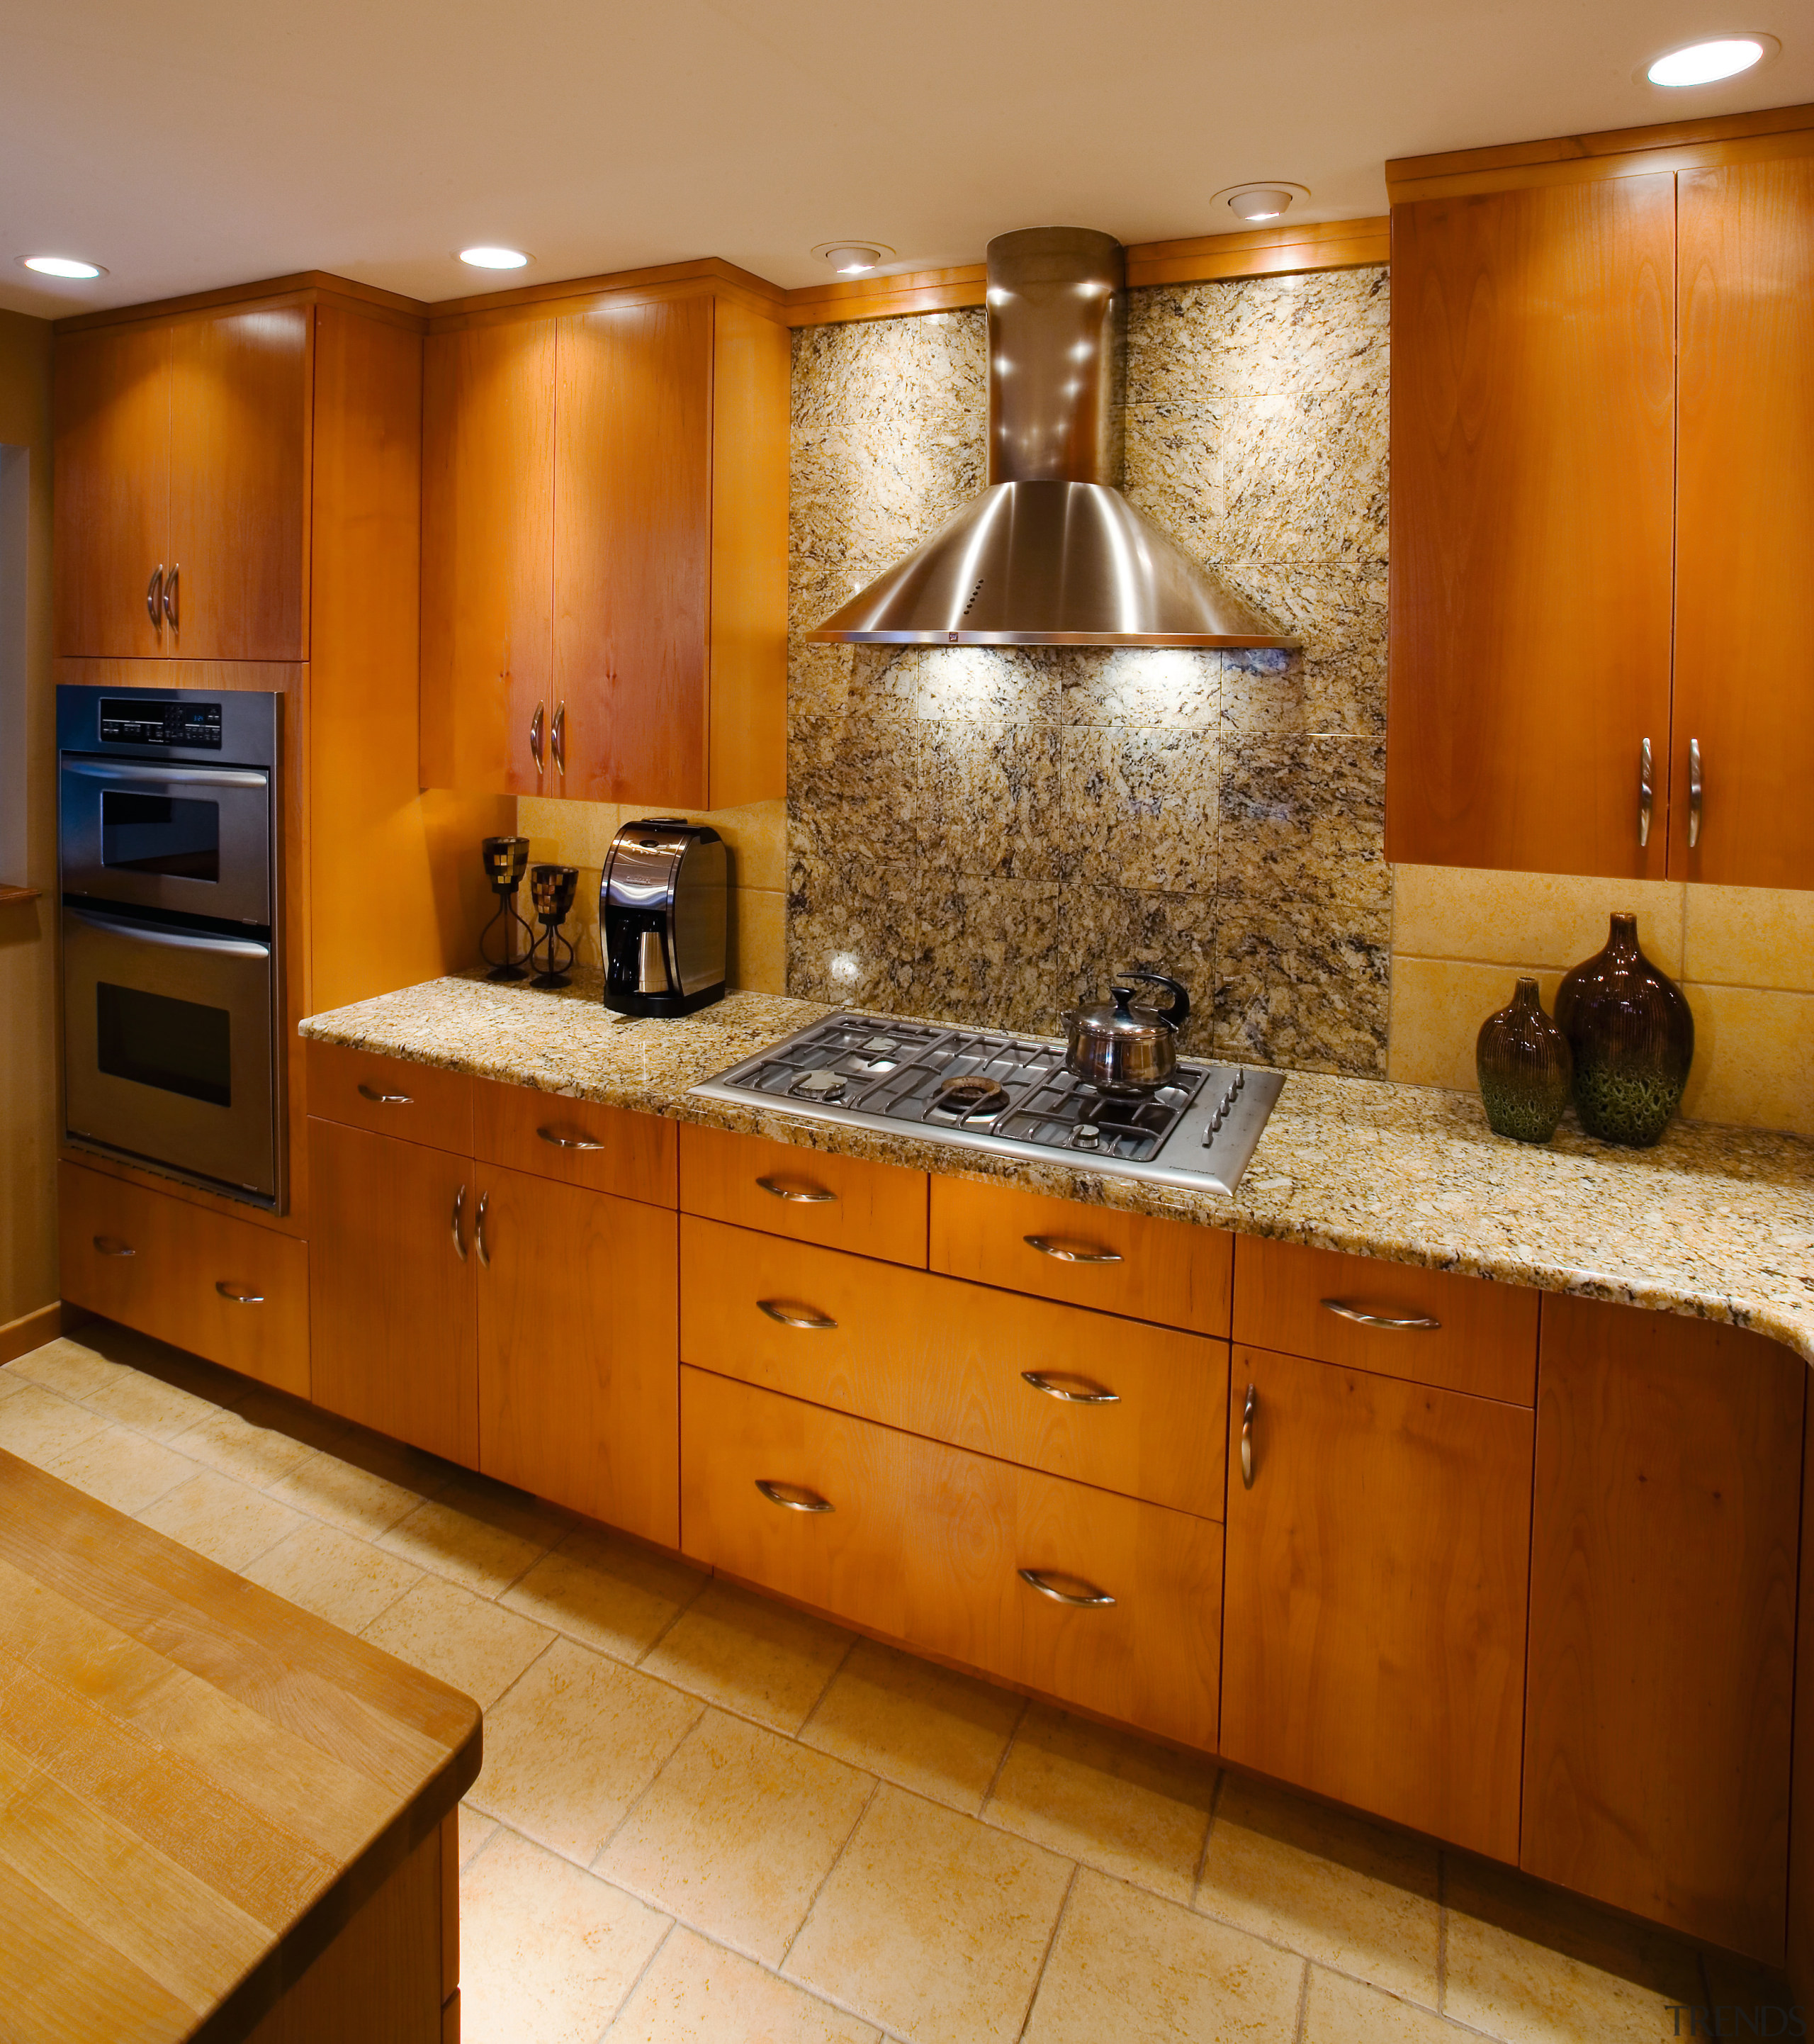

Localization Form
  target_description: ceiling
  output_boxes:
[1,0,1805,320]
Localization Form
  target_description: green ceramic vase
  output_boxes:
[1476,978,1572,1142]
[1553,912,1694,1147]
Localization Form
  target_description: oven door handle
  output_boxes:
[62,904,270,960]
[62,760,270,792]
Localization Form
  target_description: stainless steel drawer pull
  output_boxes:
[529,700,546,776]
[1689,736,1703,849]
[162,563,179,631]
[215,1283,264,1305]
[1638,736,1654,848]
[756,1479,834,1513]
[451,1184,468,1261]
[551,700,567,777]
[1021,1370,1120,1405]
[1320,1298,1441,1332]
[94,1235,135,1257]
[1018,1568,1117,1608]
[475,1190,490,1268]
[756,1176,837,1203]
[1024,1235,1122,1265]
[538,1125,604,1151]
[357,1082,414,1105]
[146,565,164,629]
[757,1298,838,1330]
[1241,1383,1256,1488]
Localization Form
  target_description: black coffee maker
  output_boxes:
[599,819,727,1017]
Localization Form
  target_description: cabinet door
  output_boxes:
[167,307,311,661]
[54,322,171,657]
[475,1163,678,1543]
[307,1118,478,1463]
[1674,158,1814,889]
[420,317,557,794]
[1387,176,1676,878]
[554,296,711,804]
[1523,1296,1801,1959]
[1222,1347,1533,1859]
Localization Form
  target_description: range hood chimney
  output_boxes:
[808,227,1295,648]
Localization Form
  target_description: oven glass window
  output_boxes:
[96,984,231,1107]
[100,791,220,882]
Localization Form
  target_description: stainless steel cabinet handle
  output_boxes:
[162,563,179,631]
[1021,1370,1120,1405]
[1024,1235,1122,1265]
[551,700,566,776]
[146,565,164,630]
[475,1190,490,1268]
[94,1235,135,1257]
[1689,737,1703,849]
[1241,1383,1256,1488]
[451,1184,467,1261]
[757,1298,838,1330]
[357,1082,413,1105]
[1639,736,1654,848]
[537,1125,604,1151]
[756,1176,836,1203]
[1018,1567,1117,1608]
[215,1283,264,1304]
[529,701,546,776]
[755,1479,834,1513]
[1320,1298,1441,1331]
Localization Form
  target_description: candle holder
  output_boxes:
[527,864,580,989]
[478,836,534,982]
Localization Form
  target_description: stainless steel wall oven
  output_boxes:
[57,685,285,1208]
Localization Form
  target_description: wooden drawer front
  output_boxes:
[1232,1236,1538,1405]
[680,1216,1228,1519]
[474,1079,676,1207]
[929,1177,1232,1334]
[679,1123,927,1266]
[305,1037,474,1157]
[59,1162,309,1396]
[681,1366,1222,1750]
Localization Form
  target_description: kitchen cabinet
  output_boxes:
[421,283,788,809]
[678,1121,928,1266]
[1522,1295,1802,1960]
[1220,1346,1533,1860]
[55,304,310,661]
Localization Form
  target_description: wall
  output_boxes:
[0,308,58,1333]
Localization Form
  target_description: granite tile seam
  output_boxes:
[300,973,1814,1366]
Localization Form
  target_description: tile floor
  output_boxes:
[1,1320,1793,2044]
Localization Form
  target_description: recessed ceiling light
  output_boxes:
[18,254,106,279]
[1212,184,1312,228]
[1646,33,1776,84]
[458,246,531,269]
[811,240,896,276]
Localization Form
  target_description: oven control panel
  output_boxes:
[99,699,222,749]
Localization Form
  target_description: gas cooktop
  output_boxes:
[689,1012,1285,1196]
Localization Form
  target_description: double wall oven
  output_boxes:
[58,685,285,1208]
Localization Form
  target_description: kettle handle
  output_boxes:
[1115,968,1190,1034]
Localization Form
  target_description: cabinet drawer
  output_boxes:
[680,1217,1227,1519]
[305,1038,473,1157]
[679,1123,927,1266]
[681,1366,1222,1751]
[474,1079,676,1207]
[929,1177,1232,1334]
[59,1162,309,1396]
[1232,1236,1538,1404]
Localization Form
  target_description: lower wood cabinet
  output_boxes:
[1220,1346,1534,1860]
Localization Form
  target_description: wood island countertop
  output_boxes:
[0,1448,481,2043]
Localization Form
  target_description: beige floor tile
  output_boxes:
[232,1383,354,1454]
[135,1468,308,1571]
[79,1361,225,1443]
[602,1709,872,1965]
[501,1525,706,1662]
[1443,1855,1703,2044]
[0,1361,28,1396]
[76,1323,249,1411]
[1025,1865,1305,2044]
[642,1580,852,1734]
[784,1782,1073,2044]
[1305,1967,1469,2043]
[171,1404,318,1489]
[361,1574,554,1708]
[376,1474,562,1595]
[1195,1776,1440,2005]
[468,1639,702,1863]
[461,1826,670,2044]
[609,1926,879,2043]
[458,1802,500,1868]
[240,1520,423,1634]
[8,1337,134,1403]
[45,1425,201,1515]
[0,1381,113,1467]
[801,1638,1024,1814]
[987,1707,1217,1904]
[266,1443,431,1538]
[329,1423,458,1498]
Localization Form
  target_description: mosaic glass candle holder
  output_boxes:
[1554,912,1694,1148]
[1475,977,1572,1143]
[478,836,532,982]
[527,863,580,989]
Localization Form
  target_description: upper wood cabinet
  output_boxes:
[55,305,311,661]
[421,285,787,809]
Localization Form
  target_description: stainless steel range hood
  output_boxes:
[808,227,1295,649]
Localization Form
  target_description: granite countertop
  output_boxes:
[300,972,1814,1366]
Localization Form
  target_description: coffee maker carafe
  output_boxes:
[599,819,728,1017]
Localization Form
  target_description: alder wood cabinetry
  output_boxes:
[679,1122,928,1265]
[1523,1296,1803,1959]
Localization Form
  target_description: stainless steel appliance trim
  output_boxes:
[62,761,269,792]
[64,904,270,960]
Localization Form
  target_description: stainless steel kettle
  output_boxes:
[1064,970,1191,1095]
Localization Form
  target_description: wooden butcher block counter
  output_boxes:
[0,1449,480,2044]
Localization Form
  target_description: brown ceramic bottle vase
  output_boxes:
[1553,912,1694,1147]
[1476,979,1572,1142]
